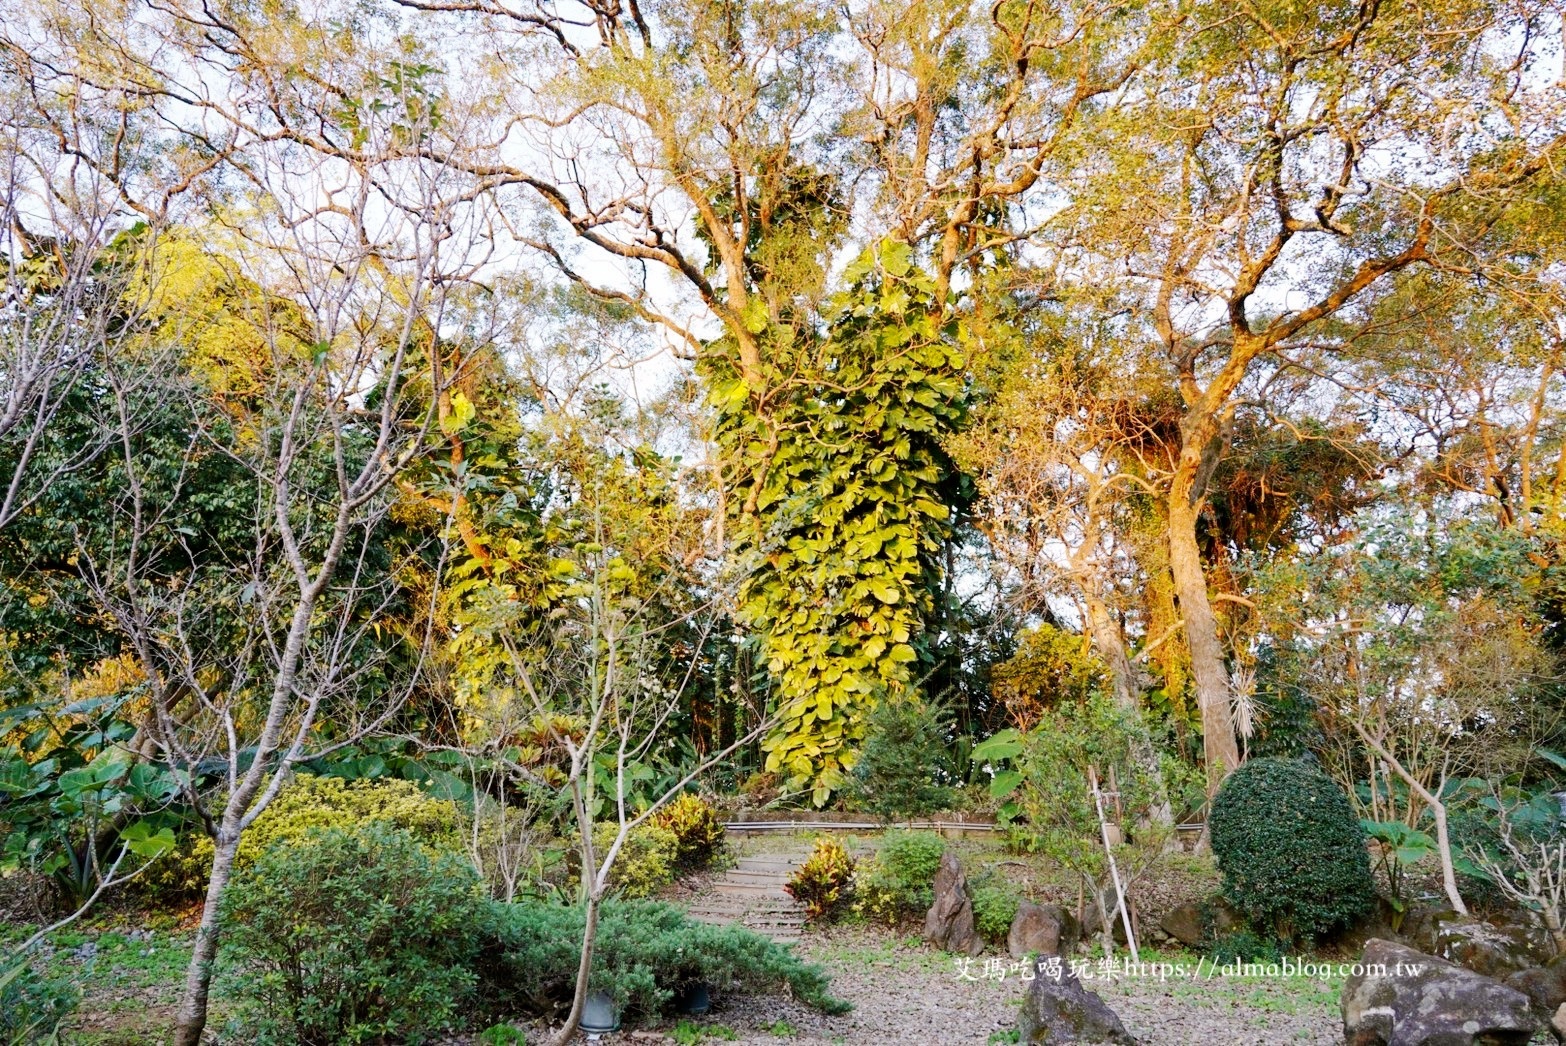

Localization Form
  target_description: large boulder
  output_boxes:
[1018,958,1136,1044]
[1420,914,1555,978]
[1009,902,1080,959]
[1159,897,1244,950]
[1553,1002,1566,1044]
[1341,938,1537,1046]
[923,851,983,956]
[1505,955,1566,1021]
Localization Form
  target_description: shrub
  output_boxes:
[477,1025,528,1046]
[1209,757,1374,943]
[1207,929,1285,965]
[652,794,726,868]
[0,955,79,1043]
[591,821,680,899]
[970,875,1021,944]
[147,773,463,899]
[785,838,855,922]
[235,774,463,859]
[483,899,850,1018]
[848,831,945,924]
[878,831,945,911]
[219,824,487,1045]
[847,699,955,818]
[848,854,902,925]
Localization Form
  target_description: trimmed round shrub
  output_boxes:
[1209,757,1374,942]
[590,821,680,899]
[219,824,487,1045]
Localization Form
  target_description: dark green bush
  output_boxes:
[1209,757,1374,942]
[847,698,954,818]
[970,874,1021,944]
[878,831,945,911]
[482,899,849,1018]
[1207,930,1284,965]
[0,955,79,1043]
[219,824,487,1045]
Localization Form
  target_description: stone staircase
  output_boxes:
[685,852,807,943]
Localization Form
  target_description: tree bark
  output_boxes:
[550,893,601,1046]
[1166,489,1239,791]
[173,833,239,1046]
[1083,595,1173,827]
[1083,596,1138,715]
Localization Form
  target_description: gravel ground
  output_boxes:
[556,926,1344,1045]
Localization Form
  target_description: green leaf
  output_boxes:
[121,821,176,859]
[971,729,1023,764]
[989,770,1024,800]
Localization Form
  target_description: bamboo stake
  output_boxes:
[1090,764,1139,963]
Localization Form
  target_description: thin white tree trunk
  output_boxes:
[1351,723,1467,916]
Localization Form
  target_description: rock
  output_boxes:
[923,851,983,956]
[1079,887,1140,945]
[1159,901,1207,949]
[1009,902,1081,959]
[1152,896,1246,950]
[1403,906,1458,952]
[1553,1002,1566,1043]
[1505,954,1566,1020]
[1340,938,1537,1046]
[1424,914,1554,978]
[1018,957,1136,1044]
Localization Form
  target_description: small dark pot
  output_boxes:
[676,981,712,1016]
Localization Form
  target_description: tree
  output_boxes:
[441,385,771,1045]
[1250,509,1566,914]
[1038,0,1566,788]
[0,39,175,532]
[345,0,1164,798]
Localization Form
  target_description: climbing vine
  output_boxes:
[704,241,967,804]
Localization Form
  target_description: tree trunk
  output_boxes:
[1541,904,1566,956]
[550,893,601,1046]
[173,833,239,1046]
[1166,491,1239,791]
[1083,596,1173,827]
[1083,596,1137,714]
[1352,724,1468,917]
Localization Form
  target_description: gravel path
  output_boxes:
[573,926,1343,1045]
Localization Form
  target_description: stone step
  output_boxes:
[689,908,801,926]
[688,905,802,921]
[723,870,793,884]
[706,883,792,897]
